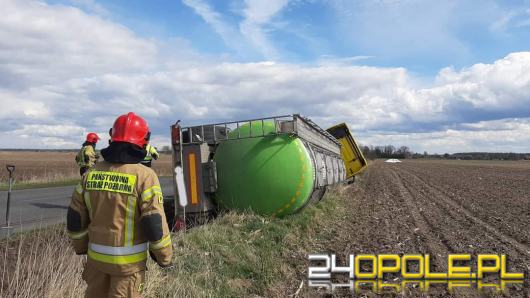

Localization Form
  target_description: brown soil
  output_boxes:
[304,160,530,297]
[0,151,173,183]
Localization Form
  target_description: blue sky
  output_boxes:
[53,0,530,74]
[1,0,530,152]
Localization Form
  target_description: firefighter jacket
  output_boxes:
[143,144,159,162]
[67,161,173,275]
[76,145,99,168]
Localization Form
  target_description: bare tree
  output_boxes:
[396,146,412,158]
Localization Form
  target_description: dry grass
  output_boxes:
[0,226,85,298]
[0,185,352,297]
[0,151,173,187]
[0,152,79,185]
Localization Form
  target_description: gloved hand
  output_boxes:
[149,251,174,270]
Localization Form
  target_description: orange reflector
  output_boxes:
[188,153,198,205]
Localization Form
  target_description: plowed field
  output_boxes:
[307,160,530,297]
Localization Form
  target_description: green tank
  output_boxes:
[213,121,315,217]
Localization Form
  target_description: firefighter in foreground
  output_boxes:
[141,143,159,167]
[76,132,100,175]
[67,112,173,297]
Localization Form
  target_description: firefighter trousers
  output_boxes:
[82,264,146,298]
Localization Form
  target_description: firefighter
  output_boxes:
[76,133,100,176]
[67,112,173,298]
[141,143,159,167]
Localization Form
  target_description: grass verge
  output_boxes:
[147,185,353,297]
[0,183,359,297]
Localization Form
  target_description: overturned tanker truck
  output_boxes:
[164,114,366,228]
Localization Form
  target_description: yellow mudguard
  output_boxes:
[326,123,367,179]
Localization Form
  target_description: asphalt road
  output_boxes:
[0,176,174,234]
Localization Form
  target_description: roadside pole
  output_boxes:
[2,164,15,237]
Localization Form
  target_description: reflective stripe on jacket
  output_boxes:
[67,161,173,275]
[143,144,159,162]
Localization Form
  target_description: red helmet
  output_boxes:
[110,112,150,147]
[86,132,100,143]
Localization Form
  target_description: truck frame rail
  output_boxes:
[180,114,340,155]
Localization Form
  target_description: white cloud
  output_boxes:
[239,0,288,59]
[360,118,530,154]
[317,55,374,66]
[14,124,85,138]
[183,0,288,60]
[182,0,250,56]
[1,124,101,148]
[0,0,157,87]
[433,52,530,110]
[1,0,530,153]
[6,53,530,151]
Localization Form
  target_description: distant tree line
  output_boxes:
[361,145,413,159]
[361,146,530,161]
[438,152,530,160]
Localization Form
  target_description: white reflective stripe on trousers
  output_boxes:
[89,242,148,256]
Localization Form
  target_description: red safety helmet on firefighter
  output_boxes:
[109,112,150,147]
[86,132,100,143]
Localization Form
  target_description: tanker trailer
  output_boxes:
[167,115,347,228]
